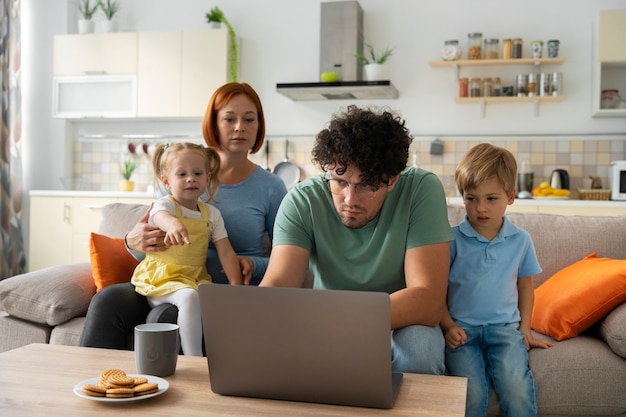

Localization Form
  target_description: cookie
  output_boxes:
[133,376,148,385]
[106,387,135,398]
[82,383,107,397]
[134,382,159,396]
[106,373,135,387]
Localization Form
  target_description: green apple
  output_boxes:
[320,71,338,82]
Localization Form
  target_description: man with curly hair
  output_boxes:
[261,105,453,374]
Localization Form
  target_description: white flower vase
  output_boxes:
[364,63,389,81]
[77,19,94,34]
[101,20,118,33]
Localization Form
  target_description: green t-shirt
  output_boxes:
[273,167,453,294]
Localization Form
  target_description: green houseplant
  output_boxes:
[355,43,395,81]
[77,0,98,33]
[119,157,138,192]
[98,0,120,20]
[205,6,239,82]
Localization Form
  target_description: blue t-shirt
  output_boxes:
[273,167,453,294]
[447,216,542,328]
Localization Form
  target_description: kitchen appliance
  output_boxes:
[550,169,569,189]
[517,172,534,199]
[608,160,626,200]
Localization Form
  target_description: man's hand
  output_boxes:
[126,204,167,253]
[238,256,254,285]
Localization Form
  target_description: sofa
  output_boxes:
[0,202,625,416]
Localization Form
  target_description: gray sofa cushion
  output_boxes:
[0,263,95,326]
[98,203,150,238]
[601,302,626,358]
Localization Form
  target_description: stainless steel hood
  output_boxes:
[276,1,398,101]
[276,81,398,100]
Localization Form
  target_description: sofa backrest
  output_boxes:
[448,205,626,287]
[98,203,150,238]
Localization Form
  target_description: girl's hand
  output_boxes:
[523,330,554,350]
[164,220,190,246]
[444,325,467,349]
[238,256,254,285]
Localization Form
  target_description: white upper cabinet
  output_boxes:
[54,32,138,75]
[599,9,626,62]
[53,29,229,119]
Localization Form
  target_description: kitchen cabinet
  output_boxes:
[429,58,565,117]
[53,32,138,75]
[447,197,626,216]
[29,194,153,271]
[137,29,228,118]
[592,9,626,118]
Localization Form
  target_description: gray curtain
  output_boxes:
[0,0,24,279]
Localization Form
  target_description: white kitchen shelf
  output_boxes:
[455,95,565,117]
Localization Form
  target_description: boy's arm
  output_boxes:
[518,276,553,350]
[213,237,244,285]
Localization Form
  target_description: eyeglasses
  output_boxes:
[324,177,383,200]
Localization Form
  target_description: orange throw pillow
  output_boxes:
[89,232,140,292]
[532,253,626,341]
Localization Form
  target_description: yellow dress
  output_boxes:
[131,199,212,297]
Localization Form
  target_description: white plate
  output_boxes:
[533,196,570,200]
[73,374,169,402]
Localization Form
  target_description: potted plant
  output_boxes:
[98,0,120,32]
[119,156,138,192]
[77,0,98,34]
[355,43,395,81]
[205,6,239,82]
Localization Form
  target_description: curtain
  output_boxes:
[0,0,24,279]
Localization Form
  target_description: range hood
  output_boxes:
[276,1,398,101]
[276,81,398,100]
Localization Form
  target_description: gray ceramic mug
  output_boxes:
[134,323,180,377]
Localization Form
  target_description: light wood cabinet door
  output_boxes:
[180,29,229,117]
[53,33,138,75]
[29,197,73,270]
[599,9,626,62]
[137,31,182,117]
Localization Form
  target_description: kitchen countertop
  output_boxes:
[447,196,626,208]
[30,190,154,198]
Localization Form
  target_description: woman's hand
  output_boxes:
[238,256,254,285]
[126,204,167,252]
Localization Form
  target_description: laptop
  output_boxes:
[198,284,403,409]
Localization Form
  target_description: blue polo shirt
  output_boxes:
[447,216,541,328]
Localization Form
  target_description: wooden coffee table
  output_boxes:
[0,344,466,416]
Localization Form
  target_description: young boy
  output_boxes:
[441,143,553,417]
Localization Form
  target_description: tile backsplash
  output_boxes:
[72,136,626,198]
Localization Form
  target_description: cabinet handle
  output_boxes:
[83,204,105,209]
[63,203,71,222]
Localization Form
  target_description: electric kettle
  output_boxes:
[550,169,569,189]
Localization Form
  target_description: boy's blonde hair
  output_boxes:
[151,142,221,202]
[455,143,517,196]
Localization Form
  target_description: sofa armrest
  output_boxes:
[0,263,95,326]
[600,302,626,358]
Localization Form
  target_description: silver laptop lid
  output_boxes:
[199,284,401,409]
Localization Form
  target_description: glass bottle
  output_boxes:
[512,38,523,59]
[601,89,619,109]
[469,77,482,97]
[459,77,469,97]
[502,39,513,59]
[467,33,482,60]
[484,39,499,59]
[441,40,462,61]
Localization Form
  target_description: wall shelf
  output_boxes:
[455,96,564,117]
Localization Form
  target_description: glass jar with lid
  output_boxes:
[469,77,482,97]
[467,33,482,60]
[516,74,528,96]
[502,39,513,59]
[441,40,462,61]
[484,39,499,59]
[527,73,538,96]
[601,89,620,109]
[459,78,469,97]
[512,38,523,58]
[482,77,493,96]
[492,77,502,96]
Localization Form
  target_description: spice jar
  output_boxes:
[484,39,499,59]
[468,33,482,60]
[469,77,482,97]
[441,40,462,61]
[512,38,523,59]
[492,77,502,96]
[527,73,538,96]
[482,77,493,97]
[550,72,563,96]
[502,39,512,59]
[516,74,528,96]
[601,89,619,109]
[539,73,551,96]
[459,77,469,97]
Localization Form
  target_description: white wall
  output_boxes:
[23,0,626,193]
